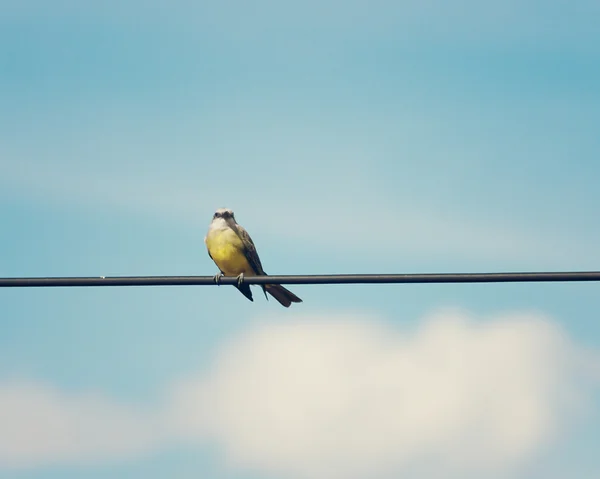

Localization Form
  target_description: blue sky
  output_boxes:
[1,1,600,478]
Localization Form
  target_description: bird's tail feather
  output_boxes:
[235,283,253,301]
[265,284,302,308]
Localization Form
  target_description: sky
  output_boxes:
[1,1,600,478]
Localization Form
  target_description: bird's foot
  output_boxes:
[236,272,245,288]
[213,273,224,285]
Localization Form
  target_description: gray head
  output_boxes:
[212,208,236,223]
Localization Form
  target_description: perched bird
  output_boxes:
[204,208,303,307]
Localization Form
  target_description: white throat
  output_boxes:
[209,217,232,231]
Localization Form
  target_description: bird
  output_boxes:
[204,208,303,307]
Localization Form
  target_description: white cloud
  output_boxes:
[1,133,591,267]
[1,1,597,45]
[0,310,596,476]
[171,310,588,478]
[0,381,167,469]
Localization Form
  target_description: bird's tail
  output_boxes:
[235,282,254,302]
[264,284,302,308]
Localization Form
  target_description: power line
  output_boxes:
[1,272,599,288]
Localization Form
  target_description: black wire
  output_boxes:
[1,272,599,287]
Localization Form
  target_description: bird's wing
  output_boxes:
[234,224,266,275]
[204,236,214,260]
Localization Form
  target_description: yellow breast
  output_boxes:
[205,228,255,276]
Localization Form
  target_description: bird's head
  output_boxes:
[212,208,236,223]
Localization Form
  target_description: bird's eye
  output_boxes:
[213,213,219,218]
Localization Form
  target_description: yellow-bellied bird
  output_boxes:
[204,208,302,307]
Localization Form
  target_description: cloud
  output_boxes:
[171,310,589,478]
[1,1,597,46]
[0,381,167,469]
[1,131,591,267]
[1,309,594,476]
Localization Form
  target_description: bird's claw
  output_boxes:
[236,273,245,288]
[213,273,224,285]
